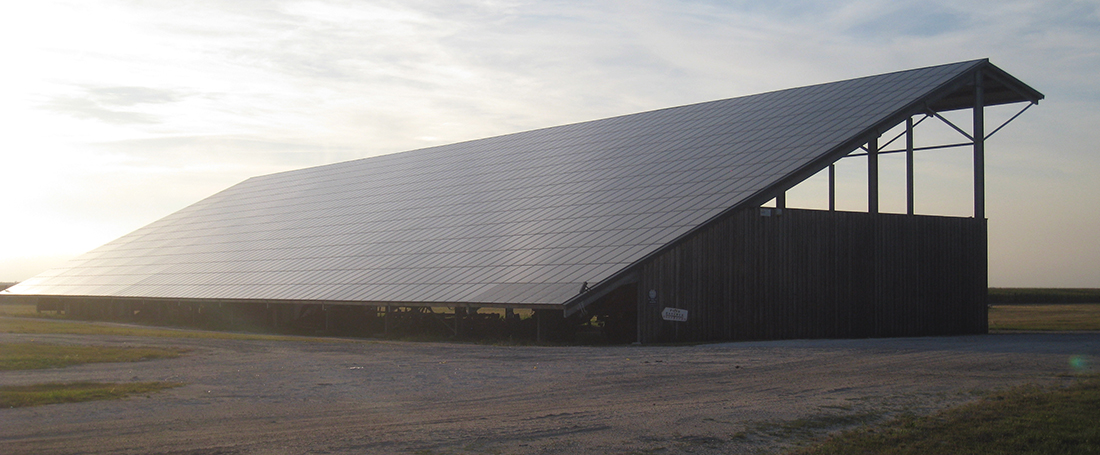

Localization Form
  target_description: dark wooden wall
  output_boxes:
[635,208,987,343]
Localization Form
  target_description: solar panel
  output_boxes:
[5,59,1033,306]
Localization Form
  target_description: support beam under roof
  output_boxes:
[906,117,915,216]
[974,69,986,220]
[868,137,879,215]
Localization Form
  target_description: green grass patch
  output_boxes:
[0,316,340,342]
[787,375,1100,455]
[733,412,882,442]
[0,381,183,408]
[767,413,882,439]
[0,343,186,370]
[989,304,1100,331]
[990,288,1100,304]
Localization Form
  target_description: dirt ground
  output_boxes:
[1,328,1098,455]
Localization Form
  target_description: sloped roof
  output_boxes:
[5,59,1041,307]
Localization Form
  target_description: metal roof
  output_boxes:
[4,59,1042,307]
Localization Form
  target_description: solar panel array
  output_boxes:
[7,60,984,305]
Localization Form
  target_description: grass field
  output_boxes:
[0,313,344,342]
[0,340,187,408]
[0,381,183,408]
[787,375,1100,455]
[988,304,1100,331]
[0,343,185,370]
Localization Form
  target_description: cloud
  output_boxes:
[846,3,969,38]
[43,95,161,124]
[96,134,363,171]
[42,86,185,124]
[86,86,182,106]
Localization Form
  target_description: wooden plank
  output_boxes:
[635,207,987,343]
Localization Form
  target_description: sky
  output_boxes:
[1,0,1098,287]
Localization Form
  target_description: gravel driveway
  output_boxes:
[2,329,1097,454]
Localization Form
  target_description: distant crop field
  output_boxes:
[989,288,1100,304]
[988,304,1100,331]
[0,303,38,317]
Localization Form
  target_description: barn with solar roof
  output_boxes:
[2,59,1043,343]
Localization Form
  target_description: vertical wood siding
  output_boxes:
[636,208,987,343]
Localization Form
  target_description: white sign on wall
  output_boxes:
[661,307,688,322]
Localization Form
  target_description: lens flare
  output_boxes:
[1068,355,1090,371]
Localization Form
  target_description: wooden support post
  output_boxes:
[455,306,466,338]
[384,305,393,335]
[868,136,879,214]
[906,117,915,215]
[536,310,545,343]
[974,70,985,219]
[324,305,330,332]
[270,304,278,329]
[776,192,785,210]
[828,164,836,212]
